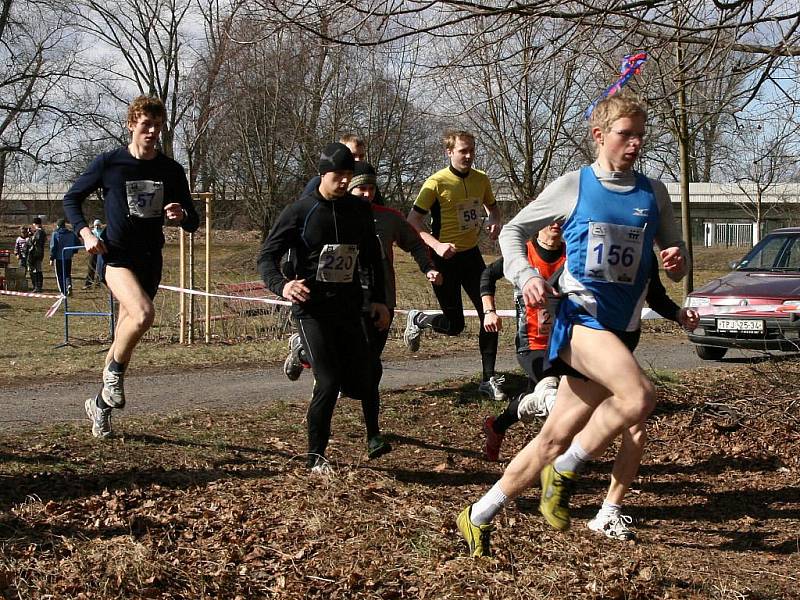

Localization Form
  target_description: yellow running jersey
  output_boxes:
[412,166,496,251]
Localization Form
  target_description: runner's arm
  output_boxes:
[172,165,200,233]
[63,154,105,239]
[651,180,689,281]
[394,213,435,274]
[480,258,504,299]
[408,179,456,257]
[499,172,577,292]
[407,208,439,249]
[361,208,386,306]
[645,251,680,323]
[258,205,300,297]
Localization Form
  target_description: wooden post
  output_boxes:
[205,192,211,343]
[179,228,186,344]
[188,232,195,344]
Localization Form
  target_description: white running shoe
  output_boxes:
[310,456,334,477]
[517,376,559,423]
[478,375,507,401]
[587,510,636,541]
[85,397,112,439]
[283,333,305,381]
[101,365,126,409]
[404,309,422,352]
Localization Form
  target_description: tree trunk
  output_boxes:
[677,41,694,296]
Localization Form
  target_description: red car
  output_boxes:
[685,227,800,360]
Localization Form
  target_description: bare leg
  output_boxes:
[565,326,656,459]
[104,266,155,366]
[471,326,652,515]
[606,421,646,506]
[497,375,609,498]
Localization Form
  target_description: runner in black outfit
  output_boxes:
[258,143,391,474]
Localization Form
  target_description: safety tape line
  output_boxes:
[156,284,665,320]
[45,297,65,318]
[0,289,65,318]
[0,289,62,300]
[157,284,292,307]
[18,282,797,323]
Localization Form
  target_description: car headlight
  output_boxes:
[685,296,710,308]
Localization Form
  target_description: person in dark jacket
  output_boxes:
[283,162,442,385]
[63,95,199,439]
[49,218,81,295]
[27,217,47,292]
[258,143,391,474]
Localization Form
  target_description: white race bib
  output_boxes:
[456,197,482,232]
[126,180,164,218]
[316,244,358,283]
[584,221,644,285]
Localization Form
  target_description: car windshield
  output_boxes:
[736,233,800,272]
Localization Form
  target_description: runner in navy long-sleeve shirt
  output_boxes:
[63,95,199,439]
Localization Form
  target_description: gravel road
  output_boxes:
[0,335,786,433]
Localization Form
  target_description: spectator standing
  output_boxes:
[14,227,30,275]
[27,217,47,292]
[50,218,81,295]
[84,219,104,288]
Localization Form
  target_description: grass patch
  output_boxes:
[2,226,733,387]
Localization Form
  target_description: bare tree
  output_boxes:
[243,0,800,291]
[0,0,95,210]
[63,0,195,158]
[720,107,800,243]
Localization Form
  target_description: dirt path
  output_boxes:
[0,335,780,432]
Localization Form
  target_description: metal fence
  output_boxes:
[704,222,754,247]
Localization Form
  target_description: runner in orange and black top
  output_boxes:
[479,223,565,461]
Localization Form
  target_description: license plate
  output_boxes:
[716,319,764,333]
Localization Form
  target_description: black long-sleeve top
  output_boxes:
[258,188,386,319]
[63,147,199,252]
[645,252,681,323]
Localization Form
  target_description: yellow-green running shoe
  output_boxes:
[539,464,577,531]
[456,505,494,557]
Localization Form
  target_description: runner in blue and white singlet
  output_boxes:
[456,93,689,557]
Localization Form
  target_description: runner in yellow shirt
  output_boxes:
[405,130,505,400]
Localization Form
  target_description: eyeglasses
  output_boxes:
[610,129,647,142]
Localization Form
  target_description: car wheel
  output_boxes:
[695,345,728,360]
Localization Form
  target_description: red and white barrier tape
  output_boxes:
[0,289,62,300]
[45,297,65,318]
[0,289,65,318]
[157,284,667,319]
[17,282,797,323]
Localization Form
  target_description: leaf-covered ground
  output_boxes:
[1,360,799,599]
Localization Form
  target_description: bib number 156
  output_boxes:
[584,222,643,284]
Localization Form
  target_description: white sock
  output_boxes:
[554,439,592,474]
[599,501,622,516]
[470,482,508,525]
